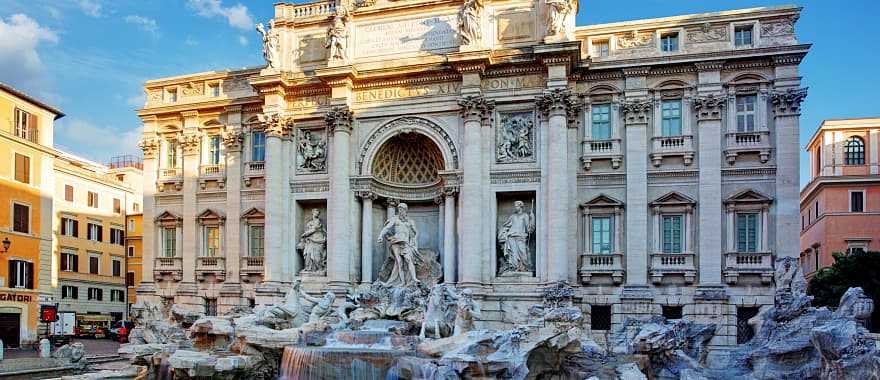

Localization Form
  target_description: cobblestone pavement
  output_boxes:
[2,338,120,359]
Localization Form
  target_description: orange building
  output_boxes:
[125,213,142,310]
[0,83,63,347]
[800,118,880,278]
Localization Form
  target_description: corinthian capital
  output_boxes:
[536,88,580,123]
[181,134,201,155]
[325,106,354,134]
[138,137,160,159]
[458,95,495,123]
[621,100,653,125]
[222,130,245,152]
[771,88,808,116]
[692,95,726,121]
[264,113,293,138]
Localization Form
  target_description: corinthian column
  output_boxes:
[621,101,652,286]
[263,114,291,283]
[536,88,578,282]
[457,95,494,287]
[180,132,201,285]
[137,135,159,299]
[693,95,726,286]
[325,106,355,289]
[357,191,377,284]
[222,129,244,289]
[771,88,807,260]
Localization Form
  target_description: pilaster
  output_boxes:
[458,95,493,288]
[222,116,244,287]
[137,125,160,297]
[771,87,807,260]
[180,114,201,285]
[693,94,725,286]
[326,105,355,289]
[263,113,293,283]
[621,100,652,287]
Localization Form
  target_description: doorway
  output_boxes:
[0,312,21,348]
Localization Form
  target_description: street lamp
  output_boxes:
[1,237,10,253]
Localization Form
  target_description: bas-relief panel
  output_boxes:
[496,11,534,43]
[496,111,535,164]
[354,15,459,58]
[297,34,328,64]
[295,129,327,174]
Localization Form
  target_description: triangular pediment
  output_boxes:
[241,207,265,221]
[650,191,696,207]
[581,194,624,208]
[197,209,226,223]
[724,189,773,205]
[154,211,182,224]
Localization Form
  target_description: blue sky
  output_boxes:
[1,0,878,188]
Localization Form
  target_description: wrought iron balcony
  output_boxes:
[579,253,625,284]
[723,251,774,284]
[650,252,696,284]
[724,131,771,164]
[650,135,695,166]
[581,139,623,170]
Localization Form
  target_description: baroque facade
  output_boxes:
[136,0,809,347]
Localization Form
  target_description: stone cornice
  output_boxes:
[622,66,651,77]
[136,96,262,118]
[484,65,544,78]
[352,73,462,90]
[585,44,811,72]
[694,60,726,72]
[772,53,807,66]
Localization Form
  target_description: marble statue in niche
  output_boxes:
[325,8,349,61]
[458,0,483,46]
[498,200,536,275]
[298,209,327,274]
[296,130,326,173]
[377,203,421,286]
[256,20,280,68]
[497,112,534,163]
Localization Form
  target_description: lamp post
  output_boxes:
[1,237,10,253]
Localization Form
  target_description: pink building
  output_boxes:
[800,118,880,278]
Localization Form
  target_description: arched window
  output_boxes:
[844,136,865,165]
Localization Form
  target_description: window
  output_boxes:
[736,307,760,344]
[662,215,683,253]
[662,305,683,320]
[848,245,866,255]
[89,256,100,274]
[591,217,612,254]
[87,191,99,208]
[736,213,760,252]
[204,226,221,257]
[208,135,222,165]
[661,100,682,136]
[205,298,218,317]
[166,140,178,168]
[110,228,125,245]
[210,84,220,97]
[12,203,29,234]
[249,225,264,257]
[61,252,78,272]
[8,260,33,289]
[61,217,79,237]
[815,201,819,219]
[113,198,121,214]
[133,203,140,213]
[126,272,135,287]
[592,39,610,57]
[65,185,74,202]
[814,247,821,271]
[128,219,136,232]
[660,33,679,52]
[111,289,125,302]
[87,223,103,242]
[162,227,177,257]
[62,286,79,299]
[591,104,612,140]
[851,191,865,213]
[88,288,103,301]
[590,305,611,331]
[14,153,30,184]
[735,26,753,47]
[844,136,865,165]
[14,108,37,142]
[167,89,177,103]
[112,259,122,277]
[736,95,757,132]
[128,246,135,257]
[251,131,266,162]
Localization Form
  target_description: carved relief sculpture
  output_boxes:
[296,130,327,173]
[458,0,483,46]
[325,8,349,62]
[498,200,536,275]
[298,209,327,274]
[687,23,729,43]
[497,112,535,163]
[377,203,422,286]
[545,0,577,37]
[617,30,654,49]
[256,20,280,68]
[761,18,795,37]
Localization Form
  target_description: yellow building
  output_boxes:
[53,153,142,323]
[0,82,63,347]
[125,213,142,309]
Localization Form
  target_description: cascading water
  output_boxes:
[277,346,406,380]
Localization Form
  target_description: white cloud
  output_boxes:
[55,119,143,161]
[237,35,248,46]
[186,0,253,30]
[125,15,158,35]
[76,0,102,17]
[0,14,59,93]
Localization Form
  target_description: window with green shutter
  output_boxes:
[736,213,759,252]
[591,216,612,254]
[661,100,682,136]
[662,215,683,253]
[591,104,612,140]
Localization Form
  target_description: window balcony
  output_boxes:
[581,139,623,170]
[724,131,771,164]
[153,257,182,282]
[196,257,226,282]
[199,165,226,190]
[159,168,182,180]
[579,253,624,284]
[650,252,696,284]
[723,251,774,285]
[650,135,694,166]
[243,161,265,187]
[240,256,265,282]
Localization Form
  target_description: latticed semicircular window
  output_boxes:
[372,133,444,185]
[844,136,865,165]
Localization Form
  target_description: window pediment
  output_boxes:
[155,211,182,227]
[581,194,624,213]
[650,191,696,208]
[724,189,773,206]
[197,209,226,225]
[241,207,265,224]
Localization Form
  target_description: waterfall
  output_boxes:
[277,346,406,380]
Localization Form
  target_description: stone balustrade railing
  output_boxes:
[153,257,183,282]
[580,138,623,170]
[650,252,696,284]
[281,1,336,20]
[579,253,625,284]
[200,164,225,177]
[723,251,774,284]
[159,168,182,179]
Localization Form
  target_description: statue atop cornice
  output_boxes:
[325,7,350,63]
[459,0,483,48]
[545,0,577,41]
[256,20,280,69]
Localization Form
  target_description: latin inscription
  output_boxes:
[482,75,545,91]
[354,82,461,103]
[291,95,329,110]
[356,15,459,58]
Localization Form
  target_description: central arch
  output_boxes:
[372,133,445,187]
[358,116,459,176]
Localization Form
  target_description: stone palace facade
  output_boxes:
[136,0,809,347]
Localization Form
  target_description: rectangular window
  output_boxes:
[167,89,177,103]
[89,256,99,274]
[851,191,865,213]
[111,289,125,302]
[590,305,612,331]
[61,217,79,237]
[815,201,819,219]
[204,226,221,257]
[126,272,135,287]
[661,33,679,52]
[166,140,178,168]
[662,215,683,253]
[661,100,682,136]
[12,203,29,234]
[133,203,140,213]
[249,225,264,257]
[110,228,124,245]
[591,104,612,140]
[87,223,103,242]
[208,135,222,165]
[205,298,218,317]
[128,219,136,232]
[736,95,757,132]
[163,227,177,257]
[736,213,760,252]
[251,132,266,162]
[591,216,613,254]
[128,246,135,257]
[14,108,38,142]
[61,252,78,272]
[88,288,103,301]
[62,285,79,299]
[112,259,122,277]
[87,191,99,208]
[8,260,33,289]
[592,39,610,57]
[14,153,30,184]
[735,26,753,47]
[65,185,74,202]
[113,198,121,214]
[662,305,683,320]
[210,84,220,97]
